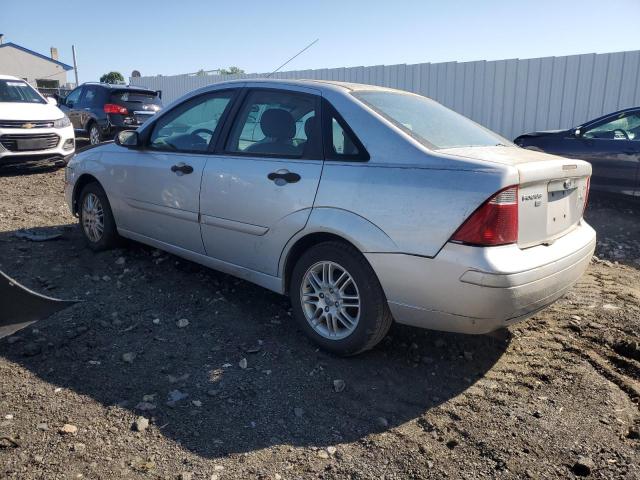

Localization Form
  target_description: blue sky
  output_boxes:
[3,0,640,83]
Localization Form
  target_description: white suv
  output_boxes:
[0,75,75,167]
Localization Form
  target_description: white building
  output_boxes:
[0,40,73,88]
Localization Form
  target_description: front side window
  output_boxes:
[583,111,640,140]
[225,89,319,158]
[0,79,45,104]
[64,88,82,107]
[149,91,234,152]
[353,90,507,149]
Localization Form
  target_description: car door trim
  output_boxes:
[200,214,268,236]
[124,197,199,223]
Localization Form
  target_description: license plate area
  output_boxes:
[547,179,580,236]
[16,138,48,150]
[134,113,153,125]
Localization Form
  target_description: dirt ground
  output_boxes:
[0,163,638,480]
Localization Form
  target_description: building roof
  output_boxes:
[0,42,73,71]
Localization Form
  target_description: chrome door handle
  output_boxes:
[268,169,301,185]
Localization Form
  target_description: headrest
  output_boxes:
[260,109,295,139]
[304,116,317,139]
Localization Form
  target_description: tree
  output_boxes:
[219,66,245,76]
[100,71,125,84]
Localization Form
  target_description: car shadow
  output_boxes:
[0,139,90,178]
[585,193,640,268]
[0,224,510,458]
[0,161,65,177]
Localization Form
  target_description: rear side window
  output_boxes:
[80,86,101,107]
[225,89,320,159]
[323,101,369,161]
[149,91,234,153]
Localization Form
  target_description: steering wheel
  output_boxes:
[191,128,214,140]
[613,129,629,140]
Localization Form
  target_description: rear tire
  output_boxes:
[78,182,119,251]
[88,123,101,145]
[290,241,393,356]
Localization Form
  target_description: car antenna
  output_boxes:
[266,39,319,78]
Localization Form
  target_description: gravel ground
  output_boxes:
[0,165,638,480]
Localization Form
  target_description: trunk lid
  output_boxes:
[110,89,162,125]
[441,146,591,248]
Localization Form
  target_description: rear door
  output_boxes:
[116,89,238,254]
[199,86,323,275]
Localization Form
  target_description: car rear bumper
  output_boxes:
[365,221,596,334]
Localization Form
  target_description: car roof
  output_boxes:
[194,78,402,94]
[82,82,157,92]
[0,74,24,81]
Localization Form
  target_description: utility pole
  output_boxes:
[71,45,79,86]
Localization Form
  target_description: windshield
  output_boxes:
[0,79,46,104]
[353,90,508,149]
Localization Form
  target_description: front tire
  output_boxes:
[290,241,393,356]
[78,182,119,251]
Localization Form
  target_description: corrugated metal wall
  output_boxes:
[131,51,640,140]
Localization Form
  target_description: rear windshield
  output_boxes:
[353,90,507,149]
[0,79,45,104]
[111,90,161,106]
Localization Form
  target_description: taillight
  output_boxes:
[582,177,590,215]
[104,103,128,114]
[451,186,519,246]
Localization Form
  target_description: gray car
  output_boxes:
[64,79,596,355]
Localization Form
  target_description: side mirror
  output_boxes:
[116,130,140,148]
[66,100,73,108]
[47,96,58,106]
[574,128,582,137]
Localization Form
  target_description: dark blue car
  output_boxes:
[515,107,640,198]
[59,83,162,145]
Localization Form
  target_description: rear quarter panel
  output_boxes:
[314,88,518,257]
[313,161,515,257]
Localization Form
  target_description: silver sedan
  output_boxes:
[64,79,596,355]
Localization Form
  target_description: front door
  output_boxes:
[61,87,83,130]
[76,85,99,131]
[117,90,238,254]
[569,110,640,196]
[200,87,323,275]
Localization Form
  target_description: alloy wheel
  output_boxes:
[300,260,361,340]
[81,192,104,242]
[89,126,100,145]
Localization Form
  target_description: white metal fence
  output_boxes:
[131,51,640,140]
